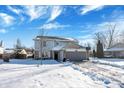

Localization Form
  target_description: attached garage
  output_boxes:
[51,44,89,62]
[66,51,86,61]
[65,49,87,61]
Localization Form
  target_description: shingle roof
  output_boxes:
[105,43,124,51]
[52,43,86,51]
[35,36,78,42]
[109,43,124,49]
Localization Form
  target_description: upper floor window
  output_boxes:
[43,41,46,47]
[55,41,59,46]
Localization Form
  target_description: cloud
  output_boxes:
[80,5,104,15]
[22,5,49,21]
[77,34,95,48]
[0,13,15,26]
[7,6,25,24]
[7,5,64,23]
[47,6,63,22]
[7,6,22,15]
[40,22,70,30]
[0,29,7,33]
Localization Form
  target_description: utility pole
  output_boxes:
[40,28,45,65]
[37,28,44,67]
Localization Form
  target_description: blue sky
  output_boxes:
[0,5,124,48]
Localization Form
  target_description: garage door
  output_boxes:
[66,51,86,61]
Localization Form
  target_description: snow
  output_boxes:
[52,45,64,51]
[90,58,124,68]
[4,49,14,53]
[0,59,124,88]
[73,61,124,88]
[65,49,86,52]
[105,48,124,51]
[0,47,4,54]
[65,37,78,42]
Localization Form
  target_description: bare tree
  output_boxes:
[94,23,121,49]
[94,32,106,48]
[107,24,117,48]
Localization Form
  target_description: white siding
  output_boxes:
[59,51,64,61]
[34,38,75,59]
[0,47,4,54]
[35,40,41,51]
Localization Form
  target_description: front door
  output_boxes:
[54,52,58,60]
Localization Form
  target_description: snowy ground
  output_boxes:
[0,59,124,88]
[90,58,124,68]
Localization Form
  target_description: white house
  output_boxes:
[104,43,124,58]
[33,36,89,61]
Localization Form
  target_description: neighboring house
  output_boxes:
[15,49,27,59]
[15,48,34,59]
[104,43,124,58]
[33,36,89,61]
[25,48,34,58]
[0,41,4,58]
[3,48,34,59]
[0,47,4,58]
[3,49,15,59]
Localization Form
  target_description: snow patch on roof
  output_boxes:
[35,36,78,42]
[65,49,86,52]
[105,48,124,51]
[0,47,4,54]
[64,37,78,42]
[52,45,64,51]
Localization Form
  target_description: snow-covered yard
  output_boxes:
[0,59,124,88]
[90,58,124,68]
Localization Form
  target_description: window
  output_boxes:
[43,41,46,47]
[55,42,59,46]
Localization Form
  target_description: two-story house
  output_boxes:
[33,36,88,61]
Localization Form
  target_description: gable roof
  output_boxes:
[63,43,85,49]
[105,43,124,51]
[52,43,86,51]
[34,36,78,43]
[15,49,27,54]
[109,43,124,49]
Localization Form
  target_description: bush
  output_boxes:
[93,50,96,57]
[63,58,66,62]
[3,57,9,62]
[15,53,27,59]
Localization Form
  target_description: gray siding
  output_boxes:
[65,51,86,61]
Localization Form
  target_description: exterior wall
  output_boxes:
[35,39,68,51]
[34,40,41,51]
[0,47,4,54]
[34,37,87,61]
[34,51,39,59]
[59,51,64,61]
[120,51,124,57]
[113,51,124,57]
[104,51,124,58]
[34,39,68,59]
[0,47,4,59]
